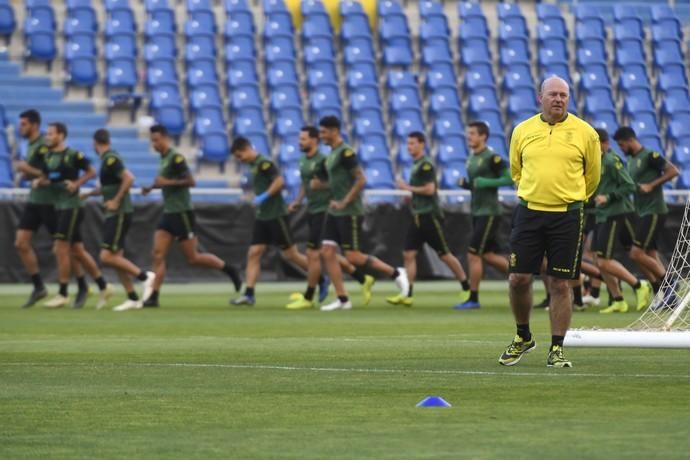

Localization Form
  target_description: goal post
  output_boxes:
[565,197,690,348]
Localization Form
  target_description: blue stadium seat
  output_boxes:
[654,41,684,69]
[613,3,650,23]
[425,63,457,91]
[390,87,421,113]
[618,65,651,93]
[459,39,491,66]
[536,3,562,21]
[340,0,364,17]
[458,1,484,20]
[667,114,690,144]
[277,143,300,165]
[64,6,97,37]
[419,0,443,18]
[265,36,296,65]
[487,134,508,159]
[0,4,15,44]
[310,85,341,116]
[583,89,616,117]
[267,63,298,88]
[672,144,690,166]
[247,133,270,156]
[507,88,537,119]
[144,34,176,62]
[499,40,530,67]
[64,32,97,62]
[441,162,466,191]
[24,6,55,34]
[263,0,288,13]
[66,56,98,95]
[497,2,523,20]
[185,12,217,38]
[311,63,341,90]
[661,89,690,119]
[194,106,225,139]
[538,17,568,43]
[146,58,177,88]
[502,64,534,92]
[538,39,568,68]
[351,87,382,114]
[639,135,664,155]
[576,39,606,68]
[0,156,13,187]
[386,70,417,91]
[420,16,449,46]
[393,110,423,141]
[144,10,176,39]
[235,110,266,137]
[378,0,403,17]
[429,88,461,118]
[341,13,371,43]
[25,32,57,68]
[302,13,333,41]
[353,110,385,139]
[588,112,619,135]
[106,57,136,93]
[615,41,646,68]
[651,4,677,22]
[273,109,302,141]
[104,0,131,12]
[421,44,453,67]
[622,88,656,119]
[657,65,688,94]
[433,112,464,141]
[383,45,413,68]
[226,61,257,89]
[468,88,500,118]
[186,35,216,64]
[364,160,395,189]
[358,134,390,164]
[145,0,169,12]
[575,18,606,43]
[344,40,375,66]
[301,0,326,15]
[187,0,212,12]
[263,12,293,39]
[459,17,489,41]
[105,8,136,37]
[379,14,410,45]
[224,36,256,64]
[630,113,660,138]
[154,105,185,138]
[614,21,644,43]
[186,60,218,89]
[436,136,468,166]
[269,84,300,112]
[105,34,136,61]
[579,64,612,92]
[574,3,614,23]
[224,11,254,37]
[150,84,182,111]
[499,17,529,44]
[651,23,683,44]
[199,132,229,169]
[190,84,222,112]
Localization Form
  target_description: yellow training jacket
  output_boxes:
[509,113,601,212]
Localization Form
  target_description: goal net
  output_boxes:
[565,198,690,348]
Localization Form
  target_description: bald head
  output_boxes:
[539,76,569,123]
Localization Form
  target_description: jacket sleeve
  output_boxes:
[509,125,522,186]
[583,128,601,199]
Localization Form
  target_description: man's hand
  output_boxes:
[639,183,655,194]
[31,178,43,189]
[396,178,409,191]
[64,180,78,194]
[287,200,301,213]
[104,199,120,211]
[329,199,346,211]
[594,194,608,206]
[153,176,168,188]
[141,186,153,195]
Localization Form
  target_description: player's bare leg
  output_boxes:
[44,239,72,308]
[144,230,174,307]
[71,242,111,308]
[344,249,409,298]
[386,250,416,306]
[484,252,509,274]
[281,245,309,272]
[286,246,331,309]
[629,246,665,284]
[101,249,156,309]
[549,277,573,337]
[111,268,143,312]
[15,229,47,307]
[509,273,533,325]
[230,244,264,306]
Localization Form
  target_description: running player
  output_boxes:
[142,125,241,307]
[592,128,653,313]
[387,131,471,306]
[84,129,156,311]
[613,127,678,294]
[38,122,112,309]
[455,121,511,310]
[312,116,409,311]
[229,136,310,306]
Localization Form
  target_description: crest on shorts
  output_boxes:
[509,253,517,267]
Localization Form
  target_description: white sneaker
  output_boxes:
[44,294,69,308]
[96,284,113,310]
[394,267,410,297]
[582,294,601,306]
[141,271,156,302]
[113,299,143,312]
[320,299,353,311]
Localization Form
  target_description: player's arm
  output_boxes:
[65,152,95,193]
[398,162,436,195]
[153,154,195,188]
[331,150,365,210]
[639,153,679,194]
[583,130,602,199]
[106,170,134,211]
[288,185,305,212]
[508,126,522,187]
[254,160,283,205]
[310,158,330,190]
[15,160,43,178]
[474,156,513,189]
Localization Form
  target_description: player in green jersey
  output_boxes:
[591,128,652,313]
[81,129,156,311]
[36,122,112,309]
[613,127,678,294]
[386,131,471,306]
[286,127,376,310]
[455,121,511,309]
[312,116,409,311]
[13,110,91,307]
[142,125,241,307]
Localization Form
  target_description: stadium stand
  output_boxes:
[1,0,690,200]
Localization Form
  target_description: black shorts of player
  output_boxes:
[593,215,635,259]
[157,211,196,241]
[101,213,132,252]
[404,213,451,256]
[54,207,84,243]
[468,215,502,255]
[634,213,666,250]
[322,214,362,251]
[583,212,597,237]
[509,203,585,280]
[251,216,293,249]
[306,212,326,249]
[18,203,57,235]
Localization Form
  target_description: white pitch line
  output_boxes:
[4,361,690,380]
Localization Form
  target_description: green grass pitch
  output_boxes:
[1,280,689,459]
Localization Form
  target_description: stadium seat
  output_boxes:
[392,110,424,141]
[441,162,467,191]
[340,0,364,17]
[672,144,690,166]
[353,110,385,139]
[154,105,186,138]
[614,21,644,43]
[105,8,136,37]
[588,112,619,135]
[622,89,656,119]
[226,61,258,90]
[193,107,225,140]
[583,89,616,117]
[344,40,375,66]
[145,0,169,12]
[146,58,177,88]
[425,63,457,91]
[487,134,508,159]
[105,34,136,61]
[383,45,413,68]
[498,17,529,44]
[224,36,256,64]
[661,89,690,119]
[106,57,137,93]
[615,41,646,68]
[538,39,568,68]
[657,65,688,94]
[350,87,381,114]
[386,70,417,91]
[667,114,690,144]
[420,16,450,46]
[144,34,177,62]
[235,110,266,137]
[630,113,660,138]
[310,85,341,116]
[150,83,182,111]
[654,42,684,69]
[64,32,97,62]
[576,39,607,68]
[502,64,534,92]
[497,3,523,20]
[651,23,683,44]
[186,60,218,90]
[301,0,326,15]
[538,17,568,43]
[575,18,606,43]
[364,160,395,189]
[302,13,333,41]
[436,136,468,166]
[277,143,300,165]
[358,134,390,164]
[460,40,492,67]
[421,44,454,67]
[265,37,296,65]
[24,31,56,68]
[186,35,216,64]
[536,3,562,21]
[224,11,254,37]
[499,40,530,67]
[458,17,489,42]
[618,65,651,94]
[190,84,222,113]
[389,87,421,113]
[507,89,537,119]
[267,63,298,89]
[65,56,98,95]
[64,6,97,37]
[419,0,443,18]
[199,132,229,170]
[144,10,176,39]
[0,4,15,44]
[433,112,464,140]
[269,84,301,113]
[429,88,461,118]
[263,13,293,40]
[185,12,217,38]
[468,89,500,119]
[579,64,612,92]
[341,13,371,43]
[311,63,341,90]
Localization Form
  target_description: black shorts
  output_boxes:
[157,211,196,241]
[251,216,293,249]
[18,203,56,234]
[54,207,84,242]
[634,214,665,250]
[101,213,132,252]
[593,215,635,259]
[469,215,501,255]
[404,213,451,256]
[509,204,585,280]
[322,214,362,251]
[307,212,326,249]
[583,212,596,236]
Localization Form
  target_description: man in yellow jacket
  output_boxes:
[499,76,601,368]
